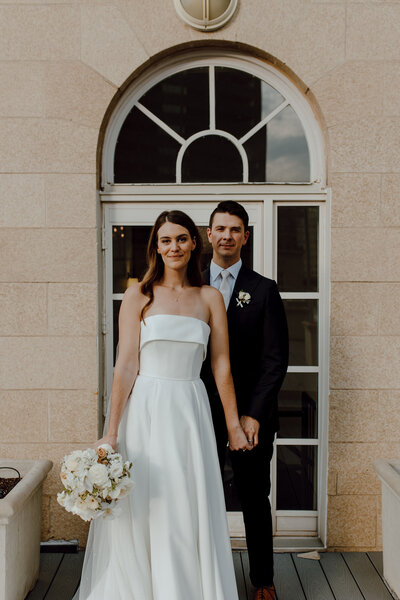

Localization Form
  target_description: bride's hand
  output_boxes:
[94,433,118,452]
[228,424,252,452]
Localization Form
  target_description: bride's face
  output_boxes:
[157,222,196,270]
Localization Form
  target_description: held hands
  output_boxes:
[228,423,253,452]
[94,433,118,452]
[239,415,260,449]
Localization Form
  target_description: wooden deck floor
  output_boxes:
[26,550,395,600]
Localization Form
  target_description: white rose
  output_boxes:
[87,463,109,488]
[109,462,123,479]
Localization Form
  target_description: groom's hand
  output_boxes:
[240,416,260,449]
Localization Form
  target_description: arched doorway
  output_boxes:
[100,49,329,546]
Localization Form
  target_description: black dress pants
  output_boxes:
[212,405,275,587]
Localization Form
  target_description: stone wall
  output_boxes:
[1,0,399,549]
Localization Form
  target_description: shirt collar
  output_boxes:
[210,259,242,283]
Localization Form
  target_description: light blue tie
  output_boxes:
[219,270,231,310]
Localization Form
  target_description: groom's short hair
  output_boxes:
[209,201,249,231]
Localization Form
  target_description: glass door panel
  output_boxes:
[274,204,321,538]
[103,201,263,538]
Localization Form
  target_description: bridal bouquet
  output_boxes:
[57,444,134,522]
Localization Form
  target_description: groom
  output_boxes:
[201,201,288,600]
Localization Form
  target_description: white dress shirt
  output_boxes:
[209,259,242,306]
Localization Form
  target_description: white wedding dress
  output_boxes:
[75,314,239,600]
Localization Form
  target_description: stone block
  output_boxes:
[0,6,80,60]
[0,174,45,228]
[328,470,337,496]
[329,118,386,173]
[330,336,400,389]
[330,282,380,336]
[381,174,400,226]
[0,62,44,117]
[235,0,346,85]
[329,390,379,442]
[44,62,116,130]
[40,495,51,540]
[329,442,400,473]
[378,283,400,335]
[0,391,48,443]
[313,62,384,128]
[346,4,400,61]
[0,119,97,174]
[327,495,376,547]
[330,173,381,228]
[0,229,97,283]
[336,469,381,495]
[117,0,193,56]
[48,283,97,336]
[81,5,148,86]
[376,391,400,441]
[384,62,400,117]
[0,283,47,335]
[0,336,98,390]
[45,174,96,229]
[48,390,98,443]
[331,228,400,281]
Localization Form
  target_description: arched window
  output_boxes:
[101,50,328,545]
[103,52,324,186]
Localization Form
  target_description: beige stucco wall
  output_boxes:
[1,0,399,549]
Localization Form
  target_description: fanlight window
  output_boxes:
[114,66,311,184]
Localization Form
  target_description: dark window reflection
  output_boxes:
[284,299,318,366]
[278,206,319,292]
[114,107,180,183]
[182,135,242,183]
[113,225,151,293]
[266,106,310,182]
[215,67,284,139]
[113,300,122,364]
[278,373,318,439]
[243,127,267,182]
[277,445,317,510]
[140,67,209,139]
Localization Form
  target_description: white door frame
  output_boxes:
[100,185,330,545]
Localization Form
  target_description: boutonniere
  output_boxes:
[236,290,251,308]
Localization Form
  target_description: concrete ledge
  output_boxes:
[374,458,400,600]
[0,458,53,600]
[0,459,52,523]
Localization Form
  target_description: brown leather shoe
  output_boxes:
[253,585,276,600]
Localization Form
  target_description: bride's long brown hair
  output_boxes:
[140,210,204,320]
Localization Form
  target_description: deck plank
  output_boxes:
[292,553,335,600]
[44,552,84,600]
[320,552,364,599]
[274,553,306,600]
[343,552,393,600]
[240,550,253,599]
[233,552,248,600]
[367,552,383,576]
[25,553,63,600]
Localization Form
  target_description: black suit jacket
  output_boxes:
[201,265,289,436]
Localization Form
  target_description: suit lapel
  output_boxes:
[227,265,259,319]
[202,266,211,285]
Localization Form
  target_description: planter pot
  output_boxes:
[0,459,52,600]
[374,458,400,600]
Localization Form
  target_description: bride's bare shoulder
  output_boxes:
[199,285,223,303]
[122,283,147,308]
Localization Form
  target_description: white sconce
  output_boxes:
[173,0,238,31]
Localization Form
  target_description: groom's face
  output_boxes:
[207,212,249,265]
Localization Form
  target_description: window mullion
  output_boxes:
[209,65,216,131]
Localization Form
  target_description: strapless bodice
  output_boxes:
[139,314,210,381]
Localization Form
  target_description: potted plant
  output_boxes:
[0,458,52,600]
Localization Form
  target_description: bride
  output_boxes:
[75,210,251,600]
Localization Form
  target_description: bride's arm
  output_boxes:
[95,284,142,451]
[204,287,251,452]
